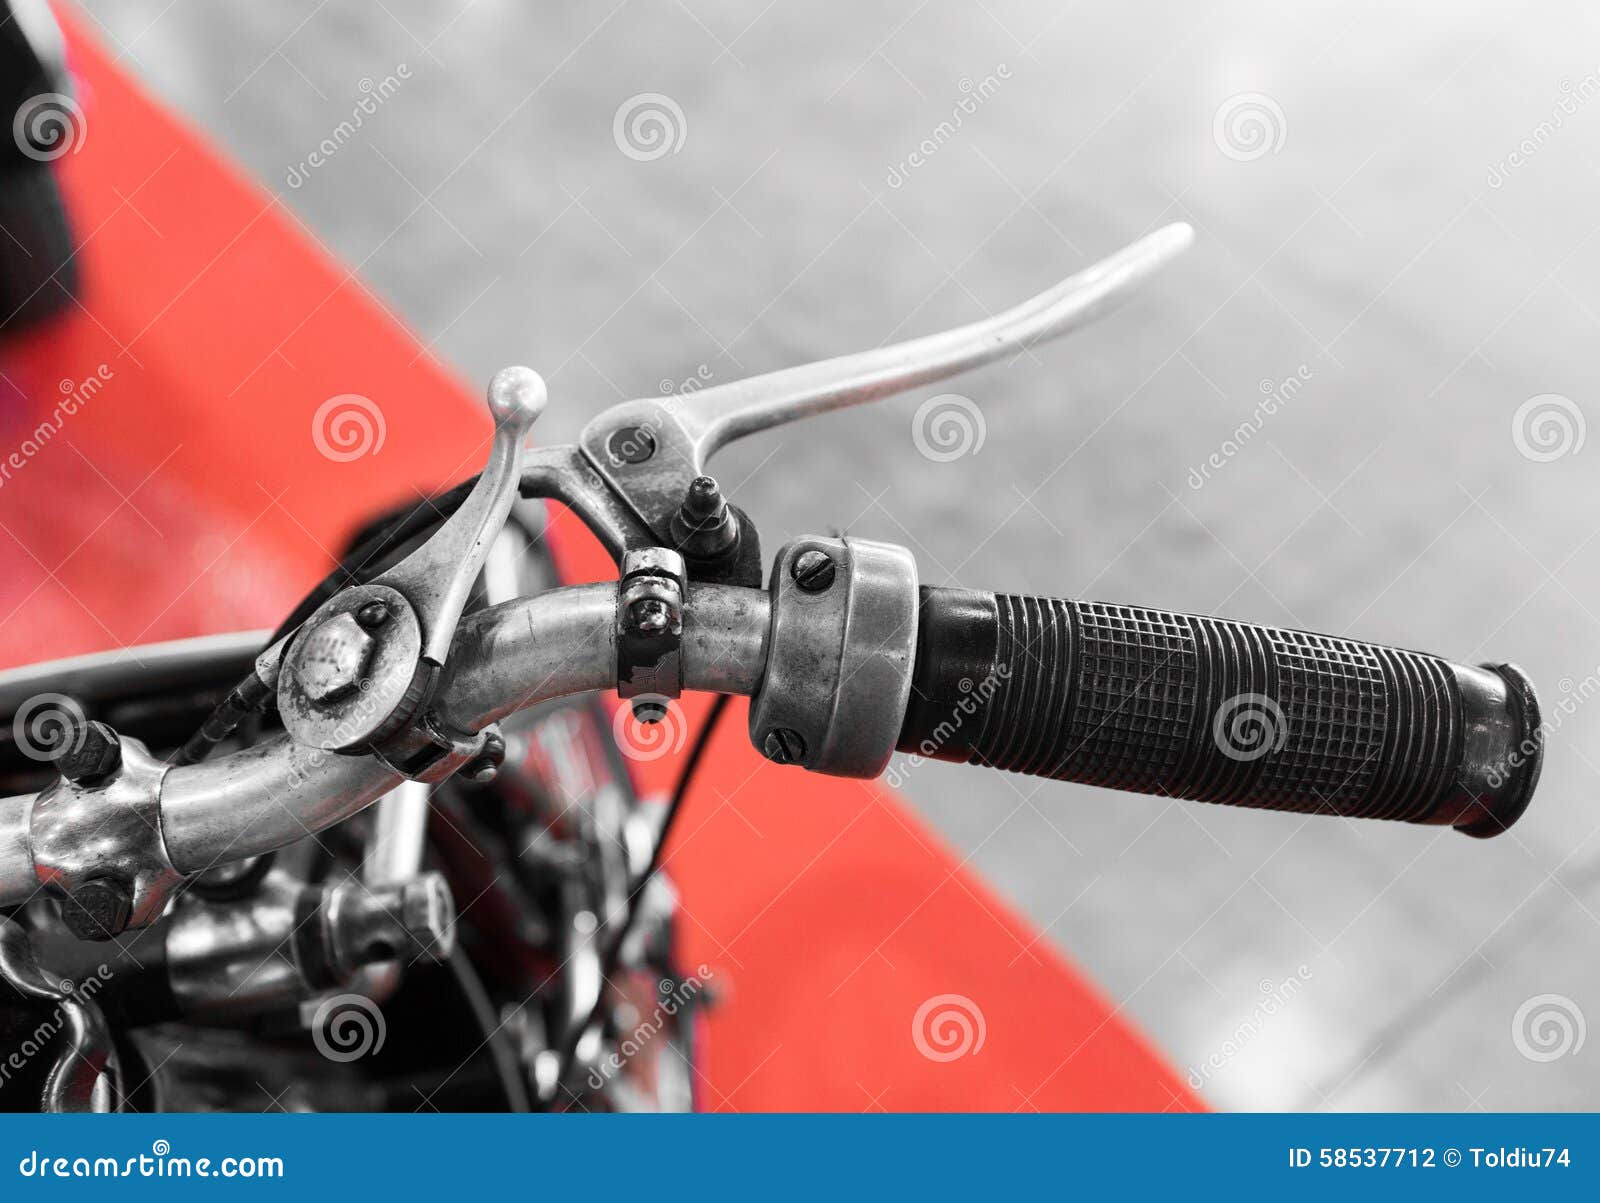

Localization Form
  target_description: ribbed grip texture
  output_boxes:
[970,597,1465,821]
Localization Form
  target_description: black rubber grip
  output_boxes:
[896,589,1542,836]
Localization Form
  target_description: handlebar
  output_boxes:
[897,588,1543,837]
[0,223,1546,934]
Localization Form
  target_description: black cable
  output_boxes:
[549,692,732,1104]
[446,943,533,1112]
[171,477,481,766]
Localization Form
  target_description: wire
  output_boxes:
[171,478,480,766]
[549,692,732,1105]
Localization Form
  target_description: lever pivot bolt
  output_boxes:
[790,549,837,593]
[607,425,657,465]
[761,727,806,765]
[55,720,122,785]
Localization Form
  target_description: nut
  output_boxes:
[55,720,121,784]
[60,878,132,941]
[629,597,673,635]
[401,874,457,959]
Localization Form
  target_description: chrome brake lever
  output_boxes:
[569,222,1193,550]
[278,368,546,764]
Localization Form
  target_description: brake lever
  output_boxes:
[554,222,1193,565]
[278,368,546,773]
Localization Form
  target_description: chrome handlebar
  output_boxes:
[0,224,1195,926]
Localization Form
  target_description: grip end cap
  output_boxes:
[1457,662,1542,839]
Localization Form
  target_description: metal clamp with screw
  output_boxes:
[29,724,182,939]
[748,536,919,777]
[616,548,685,720]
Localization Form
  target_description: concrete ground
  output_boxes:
[73,0,1600,1108]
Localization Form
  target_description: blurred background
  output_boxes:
[60,0,1600,1108]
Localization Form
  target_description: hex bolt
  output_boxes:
[55,720,121,785]
[355,601,390,630]
[629,597,673,635]
[60,878,132,941]
[761,727,806,765]
[606,425,657,465]
[790,549,837,594]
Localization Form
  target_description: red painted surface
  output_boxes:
[0,11,1198,1112]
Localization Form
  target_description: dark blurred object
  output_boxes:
[0,0,79,334]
